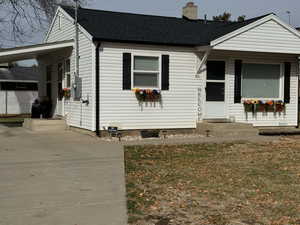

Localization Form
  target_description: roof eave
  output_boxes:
[210,14,300,47]
[92,37,201,47]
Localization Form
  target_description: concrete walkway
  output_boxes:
[0,126,127,225]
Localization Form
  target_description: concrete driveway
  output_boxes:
[0,126,127,225]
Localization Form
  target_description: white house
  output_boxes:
[0,3,300,135]
[0,64,38,115]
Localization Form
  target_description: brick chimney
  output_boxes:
[182,2,198,20]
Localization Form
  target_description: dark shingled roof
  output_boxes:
[0,67,39,82]
[62,6,272,46]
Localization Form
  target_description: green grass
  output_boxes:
[125,141,300,225]
[0,117,25,123]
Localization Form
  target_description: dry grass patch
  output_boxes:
[125,139,300,225]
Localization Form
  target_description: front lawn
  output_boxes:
[125,139,300,225]
[0,117,25,123]
[0,114,30,123]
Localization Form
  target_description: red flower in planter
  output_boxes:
[275,100,285,112]
[133,89,161,102]
[63,88,71,98]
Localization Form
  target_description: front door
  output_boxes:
[204,60,226,119]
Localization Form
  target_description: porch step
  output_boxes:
[23,119,67,132]
[259,127,300,136]
[203,119,232,123]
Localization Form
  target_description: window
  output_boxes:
[242,63,281,99]
[133,56,160,88]
[207,61,225,80]
[206,61,225,102]
[65,59,71,88]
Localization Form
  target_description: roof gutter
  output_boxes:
[91,37,200,47]
[195,45,212,52]
[95,42,101,136]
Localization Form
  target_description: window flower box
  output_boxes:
[133,88,161,102]
[257,103,266,112]
[243,100,253,112]
[243,99,285,113]
[63,88,71,98]
[265,100,274,112]
[275,100,285,112]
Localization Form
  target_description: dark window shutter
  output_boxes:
[284,62,291,104]
[123,53,131,90]
[234,60,242,103]
[161,55,169,90]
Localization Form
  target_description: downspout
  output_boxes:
[297,56,300,128]
[95,42,101,136]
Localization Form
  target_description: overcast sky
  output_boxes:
[87,0,300,26]
[7,0,300,47]
[4,0,300,65]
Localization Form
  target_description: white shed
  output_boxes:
[0,65,39,115]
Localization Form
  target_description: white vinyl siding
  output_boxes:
[214,19,300,54]
[44,9,95,130]
[99,42,198,130]
[202,51,299,127]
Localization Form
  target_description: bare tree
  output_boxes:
[213,12,246,22]
[0,0,87,47]
[237,15,246,22]
[213,12,232,22]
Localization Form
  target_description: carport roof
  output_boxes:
[0,40,74,63]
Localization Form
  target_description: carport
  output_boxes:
[0,40,73,63]
[0,40,74,117]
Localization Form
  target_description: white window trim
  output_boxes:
[241,62,284,101]
[131,54,162,89]
[206,80,225,83]
[64,58,71,88]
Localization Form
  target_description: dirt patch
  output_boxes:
[125,138,300,225]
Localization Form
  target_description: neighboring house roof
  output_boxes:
[62,6,272,46]
[0,67,39,82]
